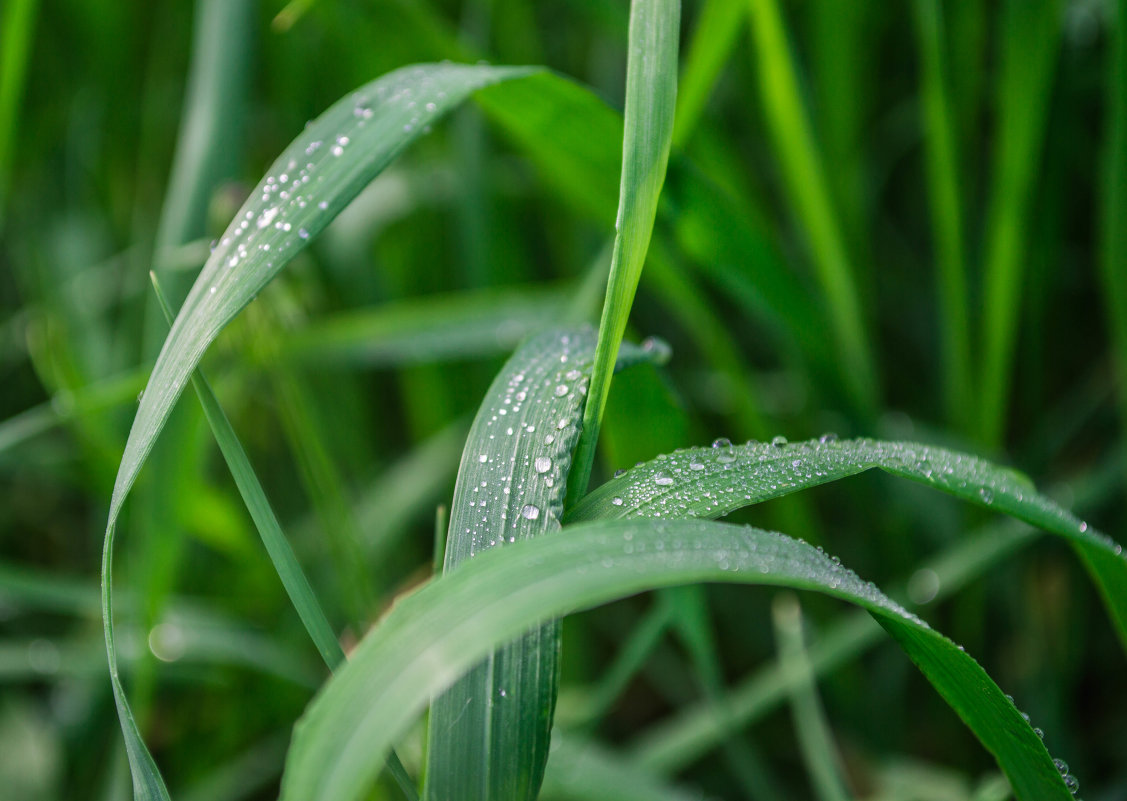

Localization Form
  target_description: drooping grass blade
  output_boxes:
[101,62,535,801]
[566,437,1127,651]
[568,0,680,505]
[282,517,1079,801]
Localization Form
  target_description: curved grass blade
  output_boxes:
[282,518,1077,801]
[568,0,680,505]
[566,437,1127,649]
[101,62,534,801]
[425,328,667,801]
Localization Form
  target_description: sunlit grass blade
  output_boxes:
[566,437,1127,651]
[282,517,1078,801]
[977,0,1063,447]
[745,0,878,414]
[568,0,680,504]
[281,284,569,367]
[912,0,972,431]
[101,62,534,801]
[424,328,665,801]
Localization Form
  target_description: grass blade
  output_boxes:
[745,0,878,414]
[568,0,680,504]
[282,517,1078,801]
[1101,0,1127,491]
[0,0,38,223]
[673,0,745,147]
[977,0,1063,446]
[911,0,972,431]
[566,437,1127,651]
[424,328,665,801]
[101,62,534,801]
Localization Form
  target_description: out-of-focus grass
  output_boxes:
[1,1,1124,800]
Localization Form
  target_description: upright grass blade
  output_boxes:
[424,328,666,801]
[0,0,38,223]
[977,0,1063,447]
[912,0,972,431]
[745,0,878,415]
[101,63,535,801]
[282,518,1079,801]
[566,436,1127,651]
[673,0,745,147]
[568,0,680,505]
[1101,0,1127,490]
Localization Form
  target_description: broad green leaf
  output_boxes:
[101,62,535,801]
[282,517,1077,801]
[566,437,1127,649]
[425,328,667,801]
[569,0,681,503]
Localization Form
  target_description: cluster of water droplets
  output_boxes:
[199,64,503,310]
[1002,694,1083,797]
[446,330,596,568]
[574,435,1123,561]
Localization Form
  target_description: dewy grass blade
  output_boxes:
[568,0,680,505]
[101,62,534,801]
[567,437,1127,651]
[424,328,666,801]
[282,518,1078,801]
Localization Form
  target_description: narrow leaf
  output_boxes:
[566,437,1127,650]
[101,62,534,801]
[568,0,680,504]
[282,518,1078,801]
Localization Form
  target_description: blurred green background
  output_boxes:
[1,0,1125,799]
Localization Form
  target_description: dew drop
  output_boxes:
[478,454,488,463]
[520,504,540,520]
[771,435,788,447]
[819,432,839,443]
[613,469,626,478]
[1054,759,1069,775]
[611,497,624,506]
[712,437,731,448]
[979,487,995,505]
[534,456,552,474]
[554,385,569,397]
[655,475,674,486]
[689,461,705,471]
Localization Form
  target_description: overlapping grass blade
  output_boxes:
[100,62,535,801]
[566,437,1127,650]
[568,0,680,504]
[424,328,666,801]
[282,517,1078,801]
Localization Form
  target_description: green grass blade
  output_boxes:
[150,273,344,670]
[566,436,1127,650]
[281,517,1077,801]
[281,284,569,367]
[0,0,38,223]
[101,62,533,801]
[911,0,972,431]
[569,0,680,505]
[977,0,1063,447]
[1101,0,1127,491]
[673,0,745,147]
[745,0,878,414]
[424,328,664,801]
[772,594,850,801]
